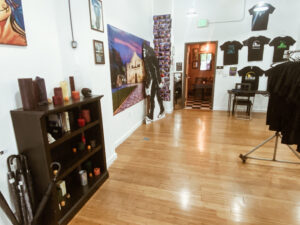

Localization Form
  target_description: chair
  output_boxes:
[194,77,211,100]
[232,83,254,119]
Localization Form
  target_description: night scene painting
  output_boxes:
[108,25,149,115]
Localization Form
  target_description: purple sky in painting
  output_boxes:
[107,25,146,64]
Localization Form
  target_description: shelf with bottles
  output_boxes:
[46,101,100,149]
[51,126,103,180]
[55,153,108,221]
[10,95,108,225]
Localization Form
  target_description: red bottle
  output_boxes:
[81,109,91,123]
[77,118,85,127]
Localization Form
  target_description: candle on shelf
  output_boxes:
[52,96,63,105]
[60,81,69,101]
[72,91,80,100]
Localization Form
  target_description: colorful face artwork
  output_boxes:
[0,0,27,46]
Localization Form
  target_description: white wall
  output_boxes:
[171,0,300,111]
[0,0,65,224]
[0,0,153,224]
[153,0,172,15]
[1,0,299,223]
[54,0,154,164]
[104,0,153,146]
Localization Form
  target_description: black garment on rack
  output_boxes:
[265,62,300,147]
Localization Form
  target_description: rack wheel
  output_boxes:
[239,154,246,163]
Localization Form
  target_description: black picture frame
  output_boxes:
[192,48,199,61]
[93,40,105,64]
[192,61,198,69]
[88,0,104,32]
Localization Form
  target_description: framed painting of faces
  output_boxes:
[93,40,105,64]
[0,0,27,46]
[88,0,104,32]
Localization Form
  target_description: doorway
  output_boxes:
[183,41,218,110]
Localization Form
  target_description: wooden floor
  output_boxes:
[69,110,300,225]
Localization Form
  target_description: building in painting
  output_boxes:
[126,52,145,84]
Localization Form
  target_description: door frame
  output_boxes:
[182,41,219,109]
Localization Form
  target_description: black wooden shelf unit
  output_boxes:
[11,95,109,225]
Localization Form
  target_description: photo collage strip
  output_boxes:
[153,14,172,101]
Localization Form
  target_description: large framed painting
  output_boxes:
[107,25,149,115]
[88,0,104,32]
[93,40,105,64]
[0,0,27,46]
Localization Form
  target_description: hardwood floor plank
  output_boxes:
[69,111,300,225]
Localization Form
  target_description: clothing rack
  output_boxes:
[240,60,300,164]
[239,131,300,164]
[287,49,300,55]
[270,50,300,67]
[286,49,300,61]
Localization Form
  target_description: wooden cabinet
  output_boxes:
[11,95,108,225]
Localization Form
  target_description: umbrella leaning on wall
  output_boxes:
[1,155,61,225]
[16,156,33,224]
[7,155,34,224]
[31,162,61,225]
[0,191,19,225]
[7,155,23,224]
[21,155,35,212]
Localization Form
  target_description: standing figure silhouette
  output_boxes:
[142,42,165,120]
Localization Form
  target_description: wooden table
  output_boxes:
[227,89,269,115]
[194,83,213,100]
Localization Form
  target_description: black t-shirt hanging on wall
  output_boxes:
[243,36,270,61]
[220,41,243,65]
[269,36,296,62]
[249,3,275,31]
[238,66,264,91]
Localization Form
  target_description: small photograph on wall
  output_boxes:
[0,0,27,46]
[192,48,199,61]
[192,61,198,69]
[229,67,237,76]
[89,0,104,32]
[93,40,105,64]
[176,62,183,71]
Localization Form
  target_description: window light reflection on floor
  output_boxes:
[197,120,206,152]
[231,196,245,222]
[180,189,190,210]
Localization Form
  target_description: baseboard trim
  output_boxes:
[163,101,173,114]
[165,107,173,114]
[107,152,117,168]
[252,109,267,113]
[213,107,266,113]
[113,119,144,149]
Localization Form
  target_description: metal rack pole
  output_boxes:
[239,132,300,165]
